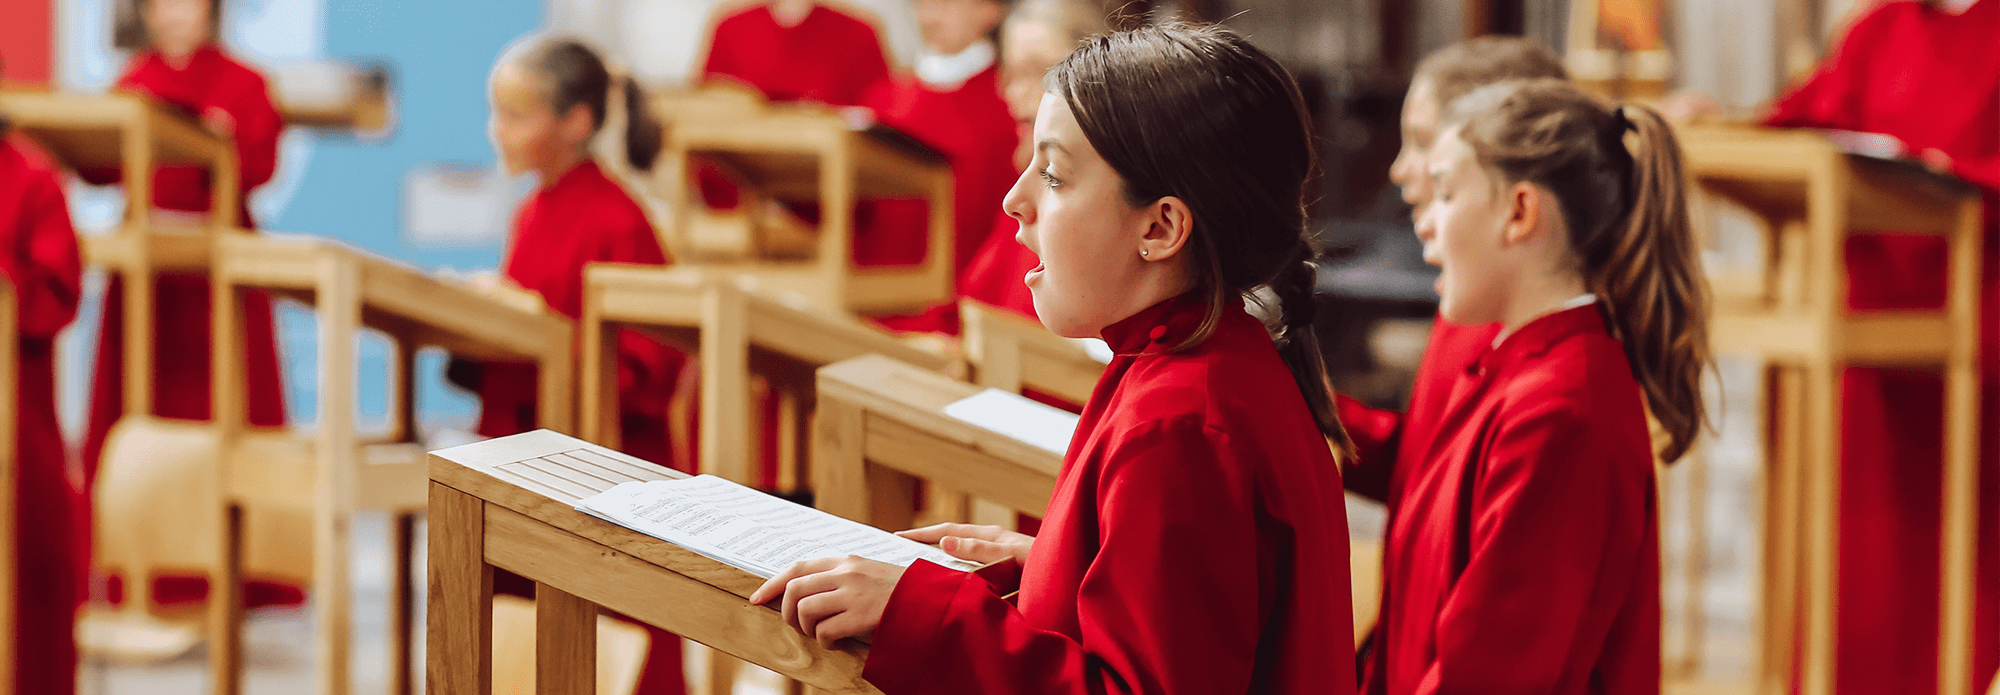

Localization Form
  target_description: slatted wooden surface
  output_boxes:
[429,430,882,695]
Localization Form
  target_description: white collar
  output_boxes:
[915,40,995,90]
[1493,293,1599,348]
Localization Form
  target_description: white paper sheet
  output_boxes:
[942,388,1081,456]
[576,475,979,578]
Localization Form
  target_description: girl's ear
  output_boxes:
[559,102,596,148]
[1501,180,1547,247]
[1136,196,1194,262]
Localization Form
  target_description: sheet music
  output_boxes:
[943,388,1080,456]
[577,475,979,578]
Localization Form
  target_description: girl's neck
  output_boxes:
[537,152,587,189]
[1494,270,1591,345]
[160,45,203,70]
[770,0,814,27]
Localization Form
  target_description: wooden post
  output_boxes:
[699,284,753,484]
[315,256,364,695]
[1937,196,1983,695]
[0,278,16,695]
[535,583,598,695]
[580,278,622,448]
[427,482,493,695]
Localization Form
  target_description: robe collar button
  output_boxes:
[1148,326,1167,341]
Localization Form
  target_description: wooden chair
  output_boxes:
[1680,125,1982,695]
[208,233,574,695]
[649,86,957,314]
[428,429,881,695]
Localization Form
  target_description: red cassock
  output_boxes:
[1339,307,1661,695]
[856,66,1018,274]
[477,160,687,469]
[695,2,891,210]
[80,43,294,608]
[1760,1,2000,691]
[866,294,1358,694]
[477,160,690,695]
[0,135,85,695]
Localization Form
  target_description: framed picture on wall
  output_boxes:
[1566,0,1673,99]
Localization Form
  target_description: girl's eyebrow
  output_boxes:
[1036,138,1068,156]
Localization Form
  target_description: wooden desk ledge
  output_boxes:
[428,430,880,694]
[216,233,571,360]
[0,89,235,169]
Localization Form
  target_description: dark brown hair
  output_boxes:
[114,0,225,52]
[1415,36,1568,110]
[504,37,663,171]
[1046,23,1355,459]
[1447,79,1712,462]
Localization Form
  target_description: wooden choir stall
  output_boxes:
[207,233,574,695]
[0,89,243,659]
[650,85,957,314]
[427,429,880,695]
[1679,125,1983,695]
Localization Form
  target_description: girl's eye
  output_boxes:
[1038,168,1061,189]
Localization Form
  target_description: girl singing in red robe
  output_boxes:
[0,85,86,695]
[1756,1,2000,690]
[750,25,1361,694]
[481,36,690,695]
[1345,81,1711,695]
[84,0,295,610]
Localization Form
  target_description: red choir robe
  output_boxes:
[81,43,296,609]
[865,294,1358,694]
[478,159,686,470]
[0,134,85,695]
[1761,1,2000,691]
[477,159,690,695]
[695,2,891,210]
[856,65,1017,275]
[1339,306,1660,695]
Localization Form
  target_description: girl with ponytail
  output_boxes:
[480,36,690,695]
[750,23,1360,694]
[1356,78,1710,695]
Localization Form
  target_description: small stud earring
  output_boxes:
[1141,249,1150,258]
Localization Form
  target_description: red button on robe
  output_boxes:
[80,43,295,609]
[865,294,1358,695]
[1340,307,1661,695]
[0,134,85,695]
[1761,1,2000,691]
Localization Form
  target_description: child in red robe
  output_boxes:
[884,0,1108,333]
[693,0,892,211]
[1345,81,1709,695]
[81,0,296,610]
[0,97,86,695]
[751,25,1360,694]
[1756,1,2000,690]
[855,0,1017,292]
[481,36,690,695]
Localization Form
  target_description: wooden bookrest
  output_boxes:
[207,233,574,695]
[650,86,956,314]
[1680,125,1982,695]
[580,263,955,488]
[958,300,1103,406]
[427,429,881,695]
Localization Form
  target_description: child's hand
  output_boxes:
[748,555,905,647]
[1920,148,1956,176]
[200,106,236,137]
[898,523,1035,566]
